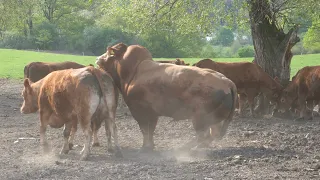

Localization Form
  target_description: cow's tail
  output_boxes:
[86,66,118,108]
[214,83,238,139]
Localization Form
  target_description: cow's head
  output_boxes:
[20,79,39,114]
[265,76,283,104]
[277,89,297,113]
[95,43,128,74]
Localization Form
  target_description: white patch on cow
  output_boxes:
[89,92,100,116]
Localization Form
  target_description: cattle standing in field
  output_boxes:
[95,43,237,152]
[23,61,110,147]
[157,58,190,66]
[277,66,320,120]
[193,59,283,117]
[20,66,122,160]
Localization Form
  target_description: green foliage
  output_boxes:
[237,46,255,57]
[211,27,235,46]
[199,44,217,58]
[83,26,137,55]
[0,32,35,50]
[303,19,320,53]
[33,21,59,50]
[230,40,242,56]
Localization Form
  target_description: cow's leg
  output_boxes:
[238,94,247,117]
[68,116,77,150]
[92,118,103,147]
[247,95,255,118]
[313,100,320,117]
[306,100,314,120]
[104,117,113,153]
[60,122,72,155]
[133,112,158,153]
[105,113,123,158]
[296,96,307,121]
[39,110,50,153]
[178,116,208,151]
[79,115,92,161]
[245,89,258,118]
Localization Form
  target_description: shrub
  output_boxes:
[238,46,255,57]
[199,44,217,58]
[83,26,137,55]
[33,22,60,50]
[0,32,36,50]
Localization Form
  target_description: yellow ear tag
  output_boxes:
[109,50,115,56]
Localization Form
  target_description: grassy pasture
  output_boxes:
[0,49,319,79]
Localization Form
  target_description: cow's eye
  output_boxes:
[281,98,285,102]
[273,94,278,97]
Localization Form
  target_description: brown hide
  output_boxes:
[20,67,121,160]
[24,61,89,82]
[96,43,237,151]
[277,66,320,120]
[193,59,283,117]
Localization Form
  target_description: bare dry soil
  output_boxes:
[1,79,320,180]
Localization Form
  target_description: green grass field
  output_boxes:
[0,49,319,79]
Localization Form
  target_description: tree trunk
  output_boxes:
[248,0,300,114]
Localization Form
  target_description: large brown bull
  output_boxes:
[193,59,283,117]
[95,43,237,152]
[277,66,320,120]
[20,66,122,160]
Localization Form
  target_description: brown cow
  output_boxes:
[193,59,283,117]
[20,66,122,160]
[23,61,92,82]
[157,58,190,66]
[95,43,237,152]
[23,61,107,147]
[277,66,320,120]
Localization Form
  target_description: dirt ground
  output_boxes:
[1,79,320,180]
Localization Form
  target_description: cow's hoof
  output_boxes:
[107,147,115,153]
[60,149,69,155]
[69,143,74,150]
[294,117,305,121]
[196,142,211,149]
[115,150,123,158]
[137,147,154,154]
[42,143,50,154]
[92,142,100,147]
[80,154,89,161]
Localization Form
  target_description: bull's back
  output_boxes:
[132,62,236,118]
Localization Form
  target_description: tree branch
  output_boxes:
[152,0,180,19]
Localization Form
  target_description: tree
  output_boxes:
[303,19,320,53]
[100,0,319,82]
[212,27,234,46]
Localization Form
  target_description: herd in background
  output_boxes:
[20,43,320,160]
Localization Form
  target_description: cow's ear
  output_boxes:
[108,43,127,58]
[23,78,30,88]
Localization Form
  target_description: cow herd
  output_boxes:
[20,43,320,160]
